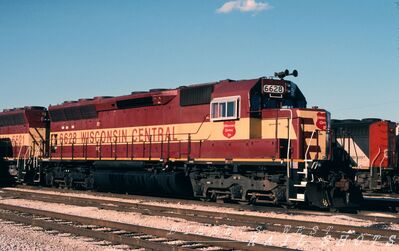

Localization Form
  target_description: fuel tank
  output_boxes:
[92,161,193,197]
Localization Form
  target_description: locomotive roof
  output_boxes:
[48,77,263,110]
[0,106,47,128]
[331,118,387,128]
[0,106,46,115]
[45,76,308,124]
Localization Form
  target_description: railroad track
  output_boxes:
[13,185,399,222]
[0,203,290,251]
[1,187,399,246]
[363,193,399,211]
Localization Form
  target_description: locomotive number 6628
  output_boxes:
[263,84,285,94]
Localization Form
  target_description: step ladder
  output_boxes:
[16,146,32,182]
[289,161,310,202]
[32,156,41,183]
[288,128,319,202]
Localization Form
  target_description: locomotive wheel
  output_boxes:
[46,173,54,187]
[216,197,232,204]
[200,197,212,202]
[216,199,226,204]
[329,208,339,213]
[200,190,213,202]
[216,194,231,203]
[248,195,257,205]
[64,177,73,189]
[281,203,296,209]
[84,177,94,190]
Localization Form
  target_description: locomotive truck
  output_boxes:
[0,70,362,209]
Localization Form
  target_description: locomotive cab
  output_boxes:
[249,77,330,162]
[242,73,361,209]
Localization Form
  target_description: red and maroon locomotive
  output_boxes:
[0,70,362,209]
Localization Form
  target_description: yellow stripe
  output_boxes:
[168,158,190,161]
[0,133,30,146]
[49,157,161,161]
[232,158,305,163]
[192,158,225,162]
[31,157,308,163]
[50,118,252,146]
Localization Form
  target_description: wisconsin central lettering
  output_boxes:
[132,126,177,142]
[56,126,178,145]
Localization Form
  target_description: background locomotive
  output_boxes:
[0,70,362,209]
[331,119,398,193]
[0,107,48,184]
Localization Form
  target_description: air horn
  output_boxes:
[274,69,298,79]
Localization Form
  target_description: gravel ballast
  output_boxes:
[0,197,398,250]
[0,218,132,251]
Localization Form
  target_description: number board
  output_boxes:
[263,84,285,94]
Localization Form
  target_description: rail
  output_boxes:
[0,202,288,251]
[2,188,399,245]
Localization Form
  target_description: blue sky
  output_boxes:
[0,0,398,120]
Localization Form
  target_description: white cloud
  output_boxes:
[216,0,271,14]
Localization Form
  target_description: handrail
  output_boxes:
[56,135,207,147]
[351,133,359,166]
[305,128,317,163]
[370,147,381,168]
[48,114,235,160]
[16,145,25,170]
[280,109,292,178]
[54,135,207,161]
[379,149,388,177]
[370,146,381,178]
[23,146,31,159]
[21,146,31,174]
[16,145,23,159]
[28,131,42,154]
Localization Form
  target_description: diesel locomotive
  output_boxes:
[0,70,362,209]
[331,119,398,193]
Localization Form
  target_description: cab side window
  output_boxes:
[210,96,240,121]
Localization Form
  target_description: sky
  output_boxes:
[0,0,398,121]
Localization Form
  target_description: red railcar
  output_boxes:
[331,119,398,192]
[0,72,363,209]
